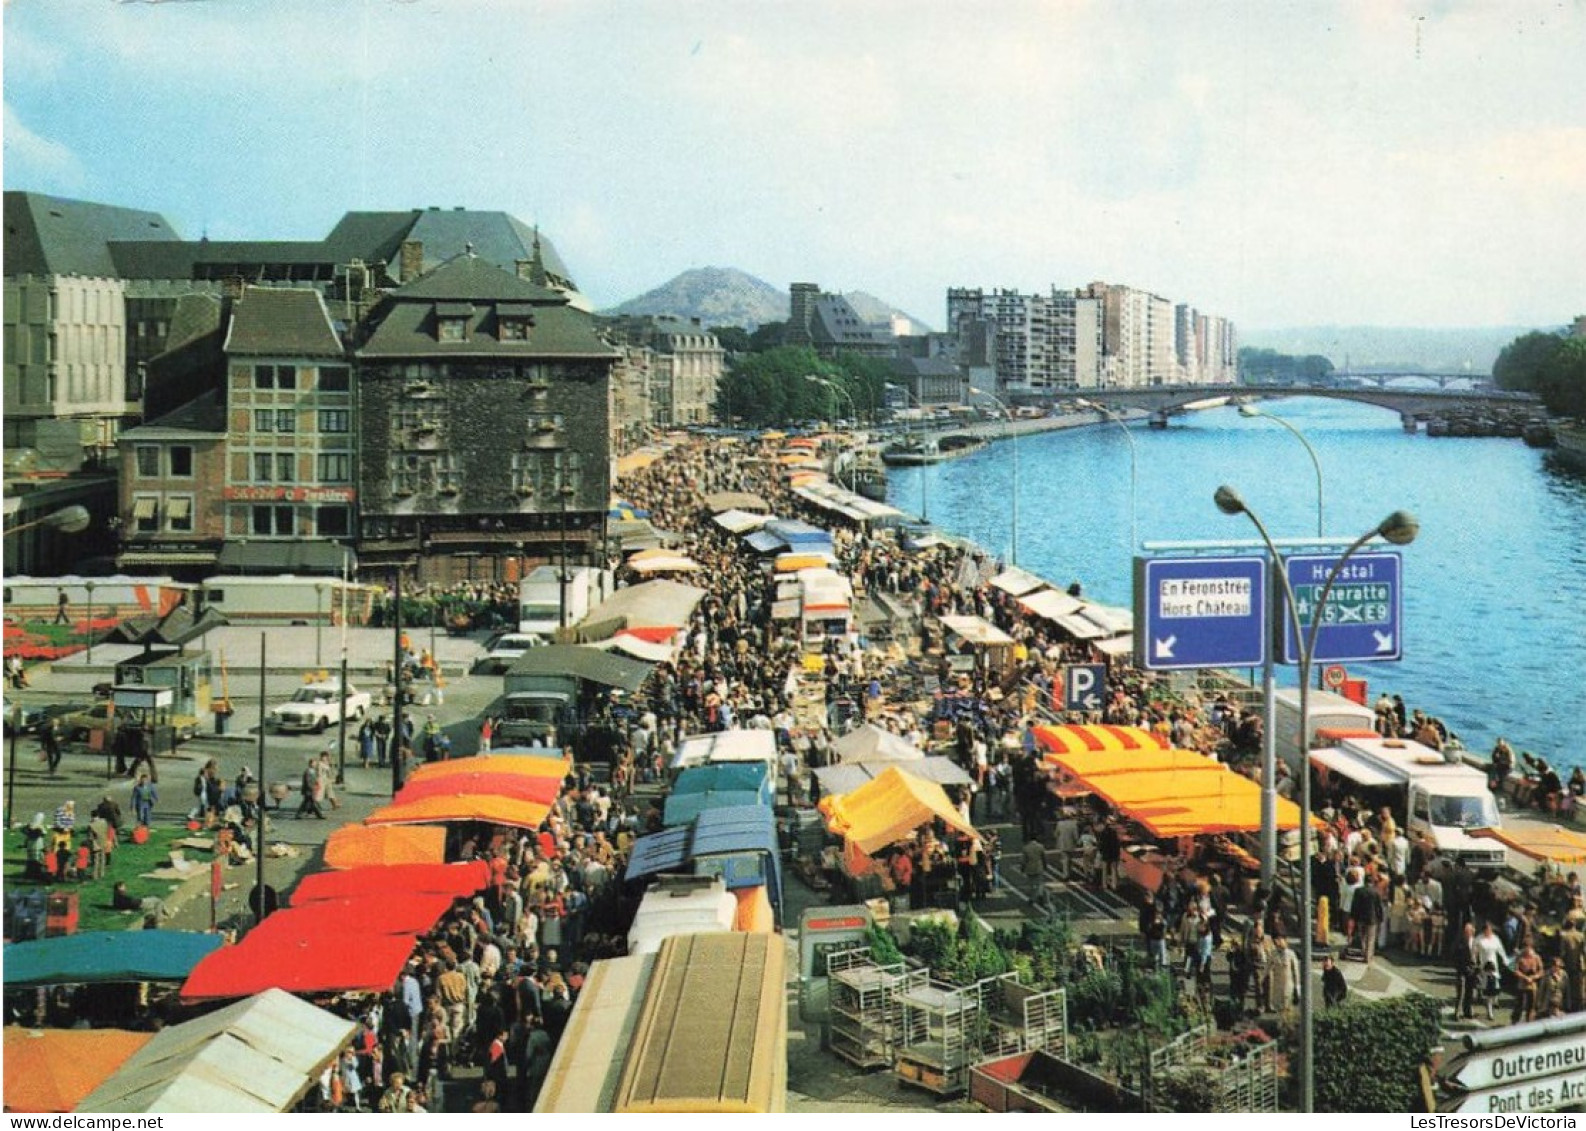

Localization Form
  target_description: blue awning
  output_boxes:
[764,518,831,546]
[663,790,766,828]
[743,530,787,554]
[4,930,225,987]
[672,762,772,798]
[624,827,691,882]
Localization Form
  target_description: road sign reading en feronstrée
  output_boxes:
[1133,556,1266,671]
[1281,551,1403,665]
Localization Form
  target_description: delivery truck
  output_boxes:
[1308,733,1506,870]
[519,565,614,640]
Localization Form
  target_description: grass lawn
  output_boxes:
[5,824,206,933]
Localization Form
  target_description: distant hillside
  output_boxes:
[1241,325,1547,374]
[604,267,788,329]
[605,269,930,334]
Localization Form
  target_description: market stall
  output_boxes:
[4,1028,153,1113]
[818,765,976,878]
[831,723,923,764]
[288,860,491,905]
[1032,723,1169,755]
[322,823,447,869]
[3,930,223,989]
[77,988,354,1113]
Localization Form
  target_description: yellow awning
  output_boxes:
[323,824,447,869]
[1082,766,1247,810]
[364,793,551,831]
[1033,724,1169,755]
[774,553,834,573]
[166,496,192,520]
[818,765,975,856]
[1130,791,1317,838]
[1044,748,1222,778]
[1471,825,1586,864]
[404,753,570,786]
[132,497,157,520]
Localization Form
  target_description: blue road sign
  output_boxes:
[1281,552,1403,664]
[1133,556,1267,671]
[1064,664,1108,712]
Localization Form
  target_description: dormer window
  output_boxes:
[496,302,535,342]
[435,303,473,342]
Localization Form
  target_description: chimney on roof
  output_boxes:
[400,240,423,282]
[515,260,533,281]
[222,275,245,301]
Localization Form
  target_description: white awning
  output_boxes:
[712,509,770,534]
[1019,589,1084,622]
[132,498,157,520]
[166,497,192,520]
[1093,634,1135,658]
[939,615,1014,647]
[1310,746,1401,788]
[990,566,1049,597]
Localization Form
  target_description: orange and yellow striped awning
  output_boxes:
[1033,724,1169,755]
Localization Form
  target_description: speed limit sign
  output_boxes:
[1322,664,1348,690]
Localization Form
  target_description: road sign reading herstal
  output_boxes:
[1281,551,1403,665]
[1133,556,1267,671]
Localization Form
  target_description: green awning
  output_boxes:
[4,930,224,987]
[216,541,354,575]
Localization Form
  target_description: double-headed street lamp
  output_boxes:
[1075,399,1138,551]
[804,373,856,427]
[1215,485,1419,1114]
[1239,404,1324,536]
[3,504,91,539]
[968,386,1019,566]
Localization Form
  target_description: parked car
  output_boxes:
[267,680,372,733]
[2,702,79,737]
[61,702,117,744]
[474,632,544,675]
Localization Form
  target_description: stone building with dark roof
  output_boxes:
[353,253,617,583]
[114,391,229,575]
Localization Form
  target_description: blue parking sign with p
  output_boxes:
[1064,664,1107,713]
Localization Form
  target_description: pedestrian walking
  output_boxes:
[297,756,325,819]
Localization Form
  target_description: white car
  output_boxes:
[268,681,372,733]
[476,632,543,675]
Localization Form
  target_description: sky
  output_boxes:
[3,0,1583,332]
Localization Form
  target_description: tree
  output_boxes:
[713,345,837,425]
[709,325,752,354]
[1538,337,1586,419]
[1492,331,1564,394]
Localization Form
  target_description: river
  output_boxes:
[888,395,1586,768]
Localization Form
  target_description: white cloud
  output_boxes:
[1,104,85,191]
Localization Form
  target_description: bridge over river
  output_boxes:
[1044,383,1542,431]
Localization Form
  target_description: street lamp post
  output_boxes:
[968,386,1019,566]
[84,580,97,665]
[888,383,931,522]
[1215,485,1419,1114]
[1076,399,1138,551]
[3,505,91,540]
[1239,404,1325,536]
[315,583,326,669]
[1236,403,1326,885]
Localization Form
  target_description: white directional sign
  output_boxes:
[1442,1030,1586,1092]
[1439,1070,1586,1115]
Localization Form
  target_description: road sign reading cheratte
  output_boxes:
[1281,552,1403,664]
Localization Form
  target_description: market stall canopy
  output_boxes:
[831,723,924,764]
[4,1028,153,1113]
[181,930,420,1002]
[593,631,682,663]
[1470,825,1586,864]
[323,823,447,869]
[990,566,1050,598]
[405,752,571,785]
[626,805,781,892]
[1044,747,1224,779]
[609,517,666,552]
[79,988,355,1113]
[290,860,491,905]
[617,447,668,477]
[704,490,770,514]
[3,930,223,988]
[663,790,767,828]
[364,791,553,830]
[1082,765,1250,811]
[1018,588,1084,622]
[1033,724,1169,755]
[573,580,706,644]
[1129,790,1316,838]
[394,771,563,808]
[671,729,779,769]
[774,551,839,572]
[626,553,703,575]
[247,892,460,940]
[672,761,774,800]
[939,614,1015,647]
[793,481,905,526]
[818,765,975,856]
[712,508,770,534]
[505,644,657,694]
[813,756,974,797]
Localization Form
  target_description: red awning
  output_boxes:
[290,861,491,906]
[182,931,419,1002]
[245,893,459,940]
[394,772,561,808]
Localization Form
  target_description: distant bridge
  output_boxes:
[1054,383,1540,430]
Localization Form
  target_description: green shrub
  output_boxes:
[1311,992,1441,1112]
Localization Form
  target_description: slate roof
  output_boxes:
[322,209,576,288]
[118,390,227,440]
[357,255,615,359]
[3,192,179,278]
[223,287,344,357]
